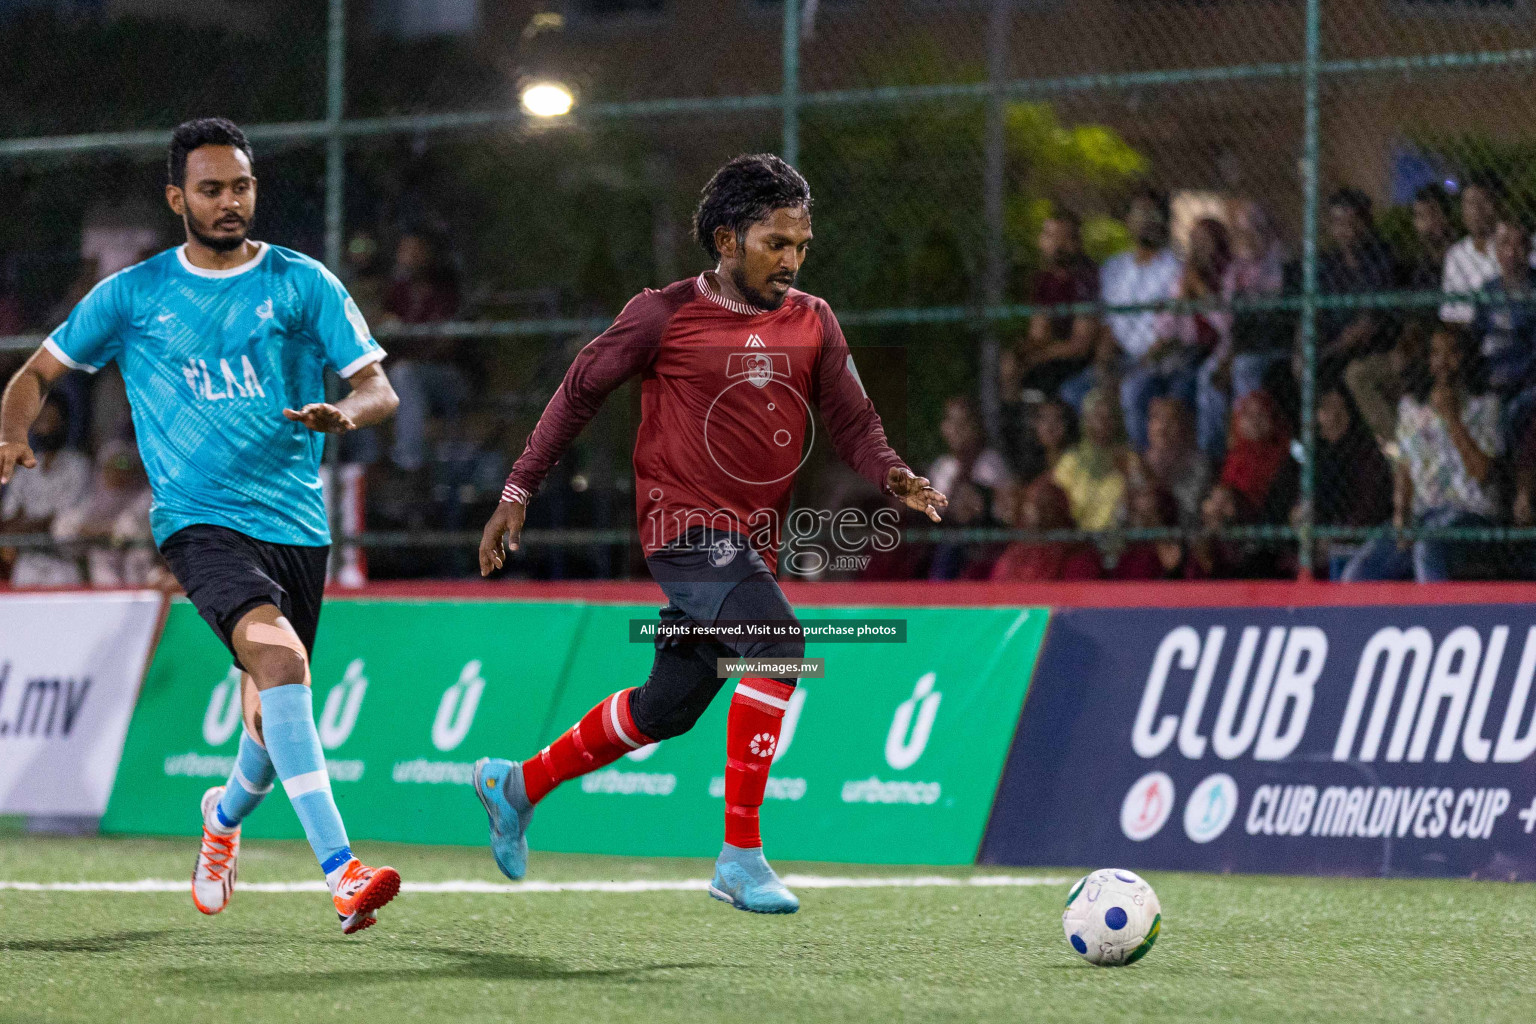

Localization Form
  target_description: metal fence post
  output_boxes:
[782,0,801,167]
[980,0,1012,444]
[324,0,346,272]
[1298,0,1321,578]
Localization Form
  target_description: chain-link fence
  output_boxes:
[3,0,1536,584]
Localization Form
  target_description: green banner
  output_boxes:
[103,598,1047,865]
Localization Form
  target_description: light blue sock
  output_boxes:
[214,730,276,828]
[258,684,352,875]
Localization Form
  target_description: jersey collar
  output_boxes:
[695,272,778,317]
[176,241,269,279]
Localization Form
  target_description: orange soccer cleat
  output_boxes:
[330,859,401,924]
[191,786,239,915]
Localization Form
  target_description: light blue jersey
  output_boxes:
[44,243,385,547]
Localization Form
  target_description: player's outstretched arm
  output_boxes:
[479,498,527,576]
[0,346,71,484]
[282,362,399,434]
[887,466,948,523]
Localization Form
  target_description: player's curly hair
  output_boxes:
[168,117,253,188]
[692,154,812,263]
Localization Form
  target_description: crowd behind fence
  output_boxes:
[4,0,1536,584]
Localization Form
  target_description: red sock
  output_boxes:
[522,688,652,805]
[724,677,796,849]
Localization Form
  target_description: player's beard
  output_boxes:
[186,210,252,253]
[732,263,795,312]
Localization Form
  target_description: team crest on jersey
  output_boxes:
[255,297,275,321]
[745,334,766,347]
[725,351,789,390]
[708,538,739,567]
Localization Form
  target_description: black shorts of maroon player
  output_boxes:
[629,526,803,742]
[159,524,329,670]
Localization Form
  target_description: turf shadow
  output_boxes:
[0,929,177,954]
[167,949,718,993]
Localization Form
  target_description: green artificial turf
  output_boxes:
[1,835,1533,1023]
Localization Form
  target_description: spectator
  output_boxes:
[1313,189,1400,419]
[1111,484,1185,579]
[1131,395,1211,527]
[1186,482,1280,579]
[927,396,1014,499]
[1441,175,1502,325]
[1311,385,1394,530]
[384,231,467,475]
[0,396,91,587]
[989,477,1101,582]
[1219,391,1294,520]
[1470,215,1536,442]
[1410,183,1457,293]
[1053,386,1130,531]
[1342,325,1501,582]
[51,440,156,586]
[1063,186,1183,428]
[1011,210,1099,401]
[1197,201,1291,459]
[1029,396,1076,481]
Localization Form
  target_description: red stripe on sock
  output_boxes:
[522,688,652,806]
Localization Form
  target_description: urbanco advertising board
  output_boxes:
[983,603,1536,879]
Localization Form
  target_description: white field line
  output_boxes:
[0,874,1070,895]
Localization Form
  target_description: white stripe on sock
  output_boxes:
[733,682,790,711]
[281,770,331,799]
[608,694,642,749]
[233,765,275,795]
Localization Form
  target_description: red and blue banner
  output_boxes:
[982,601,1536,880]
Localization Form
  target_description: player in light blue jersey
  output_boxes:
[0,118,403,935]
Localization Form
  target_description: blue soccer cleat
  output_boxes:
[708,844,800,915]
[472,758,533,880]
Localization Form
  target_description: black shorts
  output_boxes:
[159,524,329,668]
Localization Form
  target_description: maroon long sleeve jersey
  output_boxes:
[501,273,910,573]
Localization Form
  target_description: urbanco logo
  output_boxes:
[431,660,486,752]
[885,672,942,770]
[202,665,244,747]
[319,659,368,749]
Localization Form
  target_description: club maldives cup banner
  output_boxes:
[983,603,1536,880]
[104,598,1047,865]
[0,591,164,816]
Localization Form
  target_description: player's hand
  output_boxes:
[479,499,527,576]
[0,440,37,485]
[886,466,948,523]
[283,403,357,433]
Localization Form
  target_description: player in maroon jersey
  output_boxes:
[471,154,946,914]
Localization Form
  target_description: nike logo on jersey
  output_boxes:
[256,298,275,321]
[183,356,267,402]
[157,312,175,323]
[746,334,766,347]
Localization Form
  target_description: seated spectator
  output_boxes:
[384,230,467,475]
[52,440,156,586]
[1219,391,1294,520]
[927,396,1014,499]
[1197,201,1292,460]
[1470,215,1536,443]
[1409,183,1456,295]
[1316,189,1400,415]
[1186,482,1282,579]
[1111,484,1185,579]
[1441,174,1502,326]
[1063,186,1183,428]
[990,477,1101,581]
[1311,385,1393,529]
[1130,395,1210,527]
[1115,193,1203,450]
[1002,394,1077,484]
[1342,325,1502,582]
[1012,210,1099,401]
[0,396,91,587]
[1053,387,1130,531]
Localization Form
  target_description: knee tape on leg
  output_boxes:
[245,621,311,685]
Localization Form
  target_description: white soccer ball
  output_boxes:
[1061,868,1161,966]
